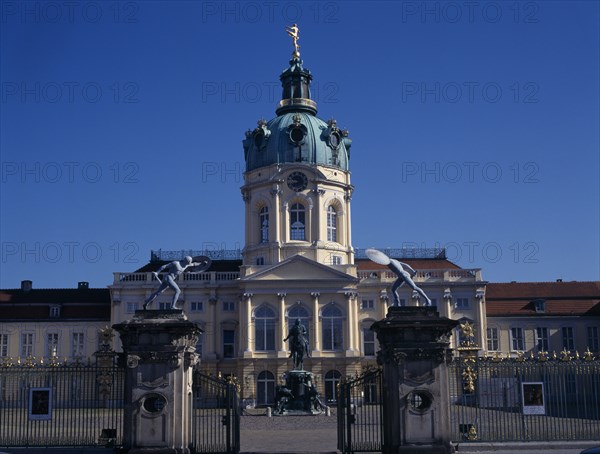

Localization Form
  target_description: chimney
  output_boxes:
[78,281,89,290]
[21,280,32,292]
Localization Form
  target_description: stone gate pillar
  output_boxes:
[371,306,458,454]
[113,310,202,454]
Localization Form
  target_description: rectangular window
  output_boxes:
[72,332,85,358]
[455,298,469,309]
[49,306,60,318]
[363,328,375,356]
[361,299,374,310]
[562,327,575,351]
[223,301,235,312]
[290,204,306,241]
[510,327,525,351]
[126,303,139,313]
[21,333,34,357]
[190,302,203,312]
[223,330,235,358]
[47,333,59,358]
[260,208,269,243]
[256,257,265,265]
[255,319,276,351]
[536,327,549,351]
[158,302,170,310]
[331,255,342,265]
[486,327,499,351]
[322,319,343,351]
[587,327,600,351]
[0,334,8,357]
[534,299,545,312]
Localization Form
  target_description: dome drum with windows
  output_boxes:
[243,55,352,172]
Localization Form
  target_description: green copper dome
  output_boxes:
[243,57,352,172]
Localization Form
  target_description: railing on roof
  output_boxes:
[150,248,447,262]
[113,271,240,285]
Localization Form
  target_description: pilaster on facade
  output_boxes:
[345,291,358,354]
[379,291,389,319]
[204,297,218,360]
[443,288,453,318]
[475,289,486,349]
[311,292,321,354]
[277,292,287,357]
[411,290,421,306]
[243,293,254,357]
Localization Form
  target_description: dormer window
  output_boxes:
[49,305,61,318]
[533,299,546,313]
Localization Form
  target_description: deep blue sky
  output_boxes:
[1,0,599,289]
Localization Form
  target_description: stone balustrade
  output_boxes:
[113,271,240,285]
[357,268,482,282]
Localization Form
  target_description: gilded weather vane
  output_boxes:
[286,23,300,58]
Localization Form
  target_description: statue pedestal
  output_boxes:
[275,370,323,415]
[371,306,458,454]
[113,310,202,454]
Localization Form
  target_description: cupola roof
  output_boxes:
[242,26,351,172]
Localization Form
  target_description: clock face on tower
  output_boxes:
[287,171,308,192]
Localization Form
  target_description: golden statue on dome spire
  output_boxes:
[286,24,300,58]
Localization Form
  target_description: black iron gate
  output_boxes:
[0,359,124,448]
[337,368,384,453]
[191,371,240,454]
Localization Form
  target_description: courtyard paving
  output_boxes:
[239,411,599,454]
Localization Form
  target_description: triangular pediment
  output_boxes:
[241,255,357,282]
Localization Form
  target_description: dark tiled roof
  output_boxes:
[487,281,600,299]
[486,282,600,316]
[135,259,242,273]
[0,288,111,321]
[355,258,462,270]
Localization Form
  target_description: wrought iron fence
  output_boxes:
[450,351,600,442]
[0,356,124,448]
[191,371,240,454]
[337,368,384,454]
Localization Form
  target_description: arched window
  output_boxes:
[322,305,343,351]
[290,203,305,240]
[327,205,337,242]
[287,305,310,349]
[256,371,275,406]
[255,306,276,351]
[324,370,342,403]
[259,206,269,243]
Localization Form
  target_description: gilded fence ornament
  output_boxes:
[551,351,558,360]
[459,321,476,346]
[560,349,572,362]
[538,351,548,362]
[462,366,477,393]
[97,372,114,399]
[516,351,525,362]
[584,348,595,361]
[467,425,478,441]
[25,356,36,367]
